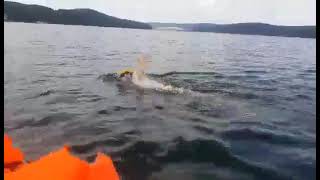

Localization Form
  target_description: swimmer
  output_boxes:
[117,69,134,82]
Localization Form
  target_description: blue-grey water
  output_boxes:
[4,22,316,180]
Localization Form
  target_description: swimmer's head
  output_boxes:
[119,71,133,78]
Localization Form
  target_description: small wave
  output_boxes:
[66,88,83,95]
[303,69,316,73]
[31,79,48,84]
[192,125,215,135]
[221,128,315,147]
[25,90,55,99]
[256,79,278,86]
[71,136,128,154]
[105,53,118,57]
[288,84,303,90]
[188,117,208,123]
[154,105,164,110]
[229,120,277,130]
[295,94,312,100]
[97,73,117,82]
[45,95,78,104]
[227,75,259,80]
[13,113,75,129]
[244,70,268,74]
[185,100,239,119]
[97,109,110,115]
[109,137,289,180]
[39,90,55,96]
[149,71,220,78]
[113,106,136,112]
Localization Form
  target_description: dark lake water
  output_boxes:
[4,22,316,180]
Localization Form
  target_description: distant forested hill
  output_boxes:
[149,22,316,38]
[192,23,315,38]
[4,1,152,29]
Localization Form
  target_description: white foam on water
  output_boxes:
[126,56,188,94]
[132,70,185,94]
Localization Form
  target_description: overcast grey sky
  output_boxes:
[10,0,316,25]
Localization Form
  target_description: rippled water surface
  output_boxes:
[4,22,316,180]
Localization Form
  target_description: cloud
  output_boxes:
[9,0,316,25]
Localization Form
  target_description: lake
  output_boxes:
[4,22,316,180]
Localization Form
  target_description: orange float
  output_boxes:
[4,134,24,172]
[4,134,119,180]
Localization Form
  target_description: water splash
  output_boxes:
[131,56,185,94]
[133,75,185,93]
